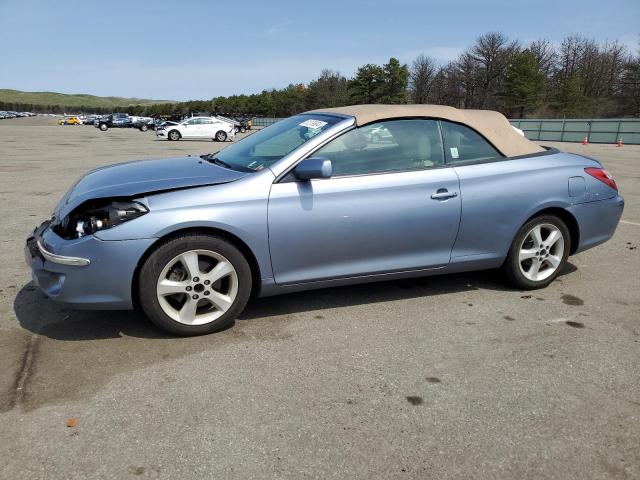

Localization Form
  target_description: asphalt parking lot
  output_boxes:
[0,116,638,479]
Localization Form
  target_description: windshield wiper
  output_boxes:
[200,154,254,173]
[212,158,234,169]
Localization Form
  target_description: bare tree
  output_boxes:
[409,54,437,103]
[602,41,628,97]
[619,52,640,116]
[425,66,451,105]
[529,39,557,76]
[470,32,520,108]
[557,34,587,80]
[455,53,481,108]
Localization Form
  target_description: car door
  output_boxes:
[199,118,216,138]
[180,118,198,138]
[268,119,461,285]
[438,120,561,260]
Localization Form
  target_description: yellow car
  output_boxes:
[58,116,81,125]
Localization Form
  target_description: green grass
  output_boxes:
[0,89,174,108]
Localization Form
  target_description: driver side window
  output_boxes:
[313,119,444,177]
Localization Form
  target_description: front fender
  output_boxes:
[94,172,275,279]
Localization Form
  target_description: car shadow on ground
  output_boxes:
[13,264,578,342]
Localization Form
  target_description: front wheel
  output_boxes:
[240,126,246,133]
[99,123,108,131]
[138,233,252,336]
[168,130,181,141]
[139,124,149,132]
[215,130,227,142]
[503,215,570,290]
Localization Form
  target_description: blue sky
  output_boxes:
[0,0,638,101]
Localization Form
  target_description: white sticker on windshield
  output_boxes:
[450,147,459,159]
[299,119,328,129]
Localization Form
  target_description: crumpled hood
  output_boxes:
[55,156,248,218]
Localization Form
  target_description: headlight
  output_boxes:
[57,199,148,239]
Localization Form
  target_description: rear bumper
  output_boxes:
[25,223,155,310]
[568,195,624,254]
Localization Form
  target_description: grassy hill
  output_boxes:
[0,89,173,109]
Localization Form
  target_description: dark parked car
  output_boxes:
[133,118,155,132]
[96,113,132,131]
[82,115,99,125]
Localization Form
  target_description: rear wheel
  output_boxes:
[215,130,227,142]
[99,123,108,131]
[168,130,181,141]
[503,215,570,290]
[139,124,149,132]
[138,233,252,336]
[240,126,246,133]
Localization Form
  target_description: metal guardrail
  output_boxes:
[509,118,640,145]
[251,116,640,145]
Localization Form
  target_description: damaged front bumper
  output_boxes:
[25,220,155,310]
[30,237,90,266]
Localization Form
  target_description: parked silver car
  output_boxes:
[26,105,624,336]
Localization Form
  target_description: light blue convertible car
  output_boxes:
[25,105,624,335]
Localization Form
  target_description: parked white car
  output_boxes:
[156,116,235,142]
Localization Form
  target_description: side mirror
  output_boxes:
[293,157,332,181]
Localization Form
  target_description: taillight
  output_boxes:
[585,167,618,191]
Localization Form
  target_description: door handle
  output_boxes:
[430,189,458,200]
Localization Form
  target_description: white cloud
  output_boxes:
[267,20,293,36]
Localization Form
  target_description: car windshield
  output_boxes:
[208,114,344,171]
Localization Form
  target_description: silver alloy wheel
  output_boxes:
[518,223,565,282]
[156,249,238,325]
[169,130,180,141]
[216,131,227,141]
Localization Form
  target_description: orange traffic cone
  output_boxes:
[582,136,589,145]
[616,138,623,147]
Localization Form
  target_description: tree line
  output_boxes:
[5,32,639,118]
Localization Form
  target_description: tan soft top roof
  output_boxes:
[308,104,544,157]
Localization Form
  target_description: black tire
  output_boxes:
[215,130,227,142]
[168,129,181,141]
[99,123,108,131]
[234,126,240,134]
[140,124,149,132]
[240,127,246,133]
[138,233,252,336]
[503,215,570,290]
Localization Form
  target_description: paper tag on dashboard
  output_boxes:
[450,147,459,159]
[299,119,328,129]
